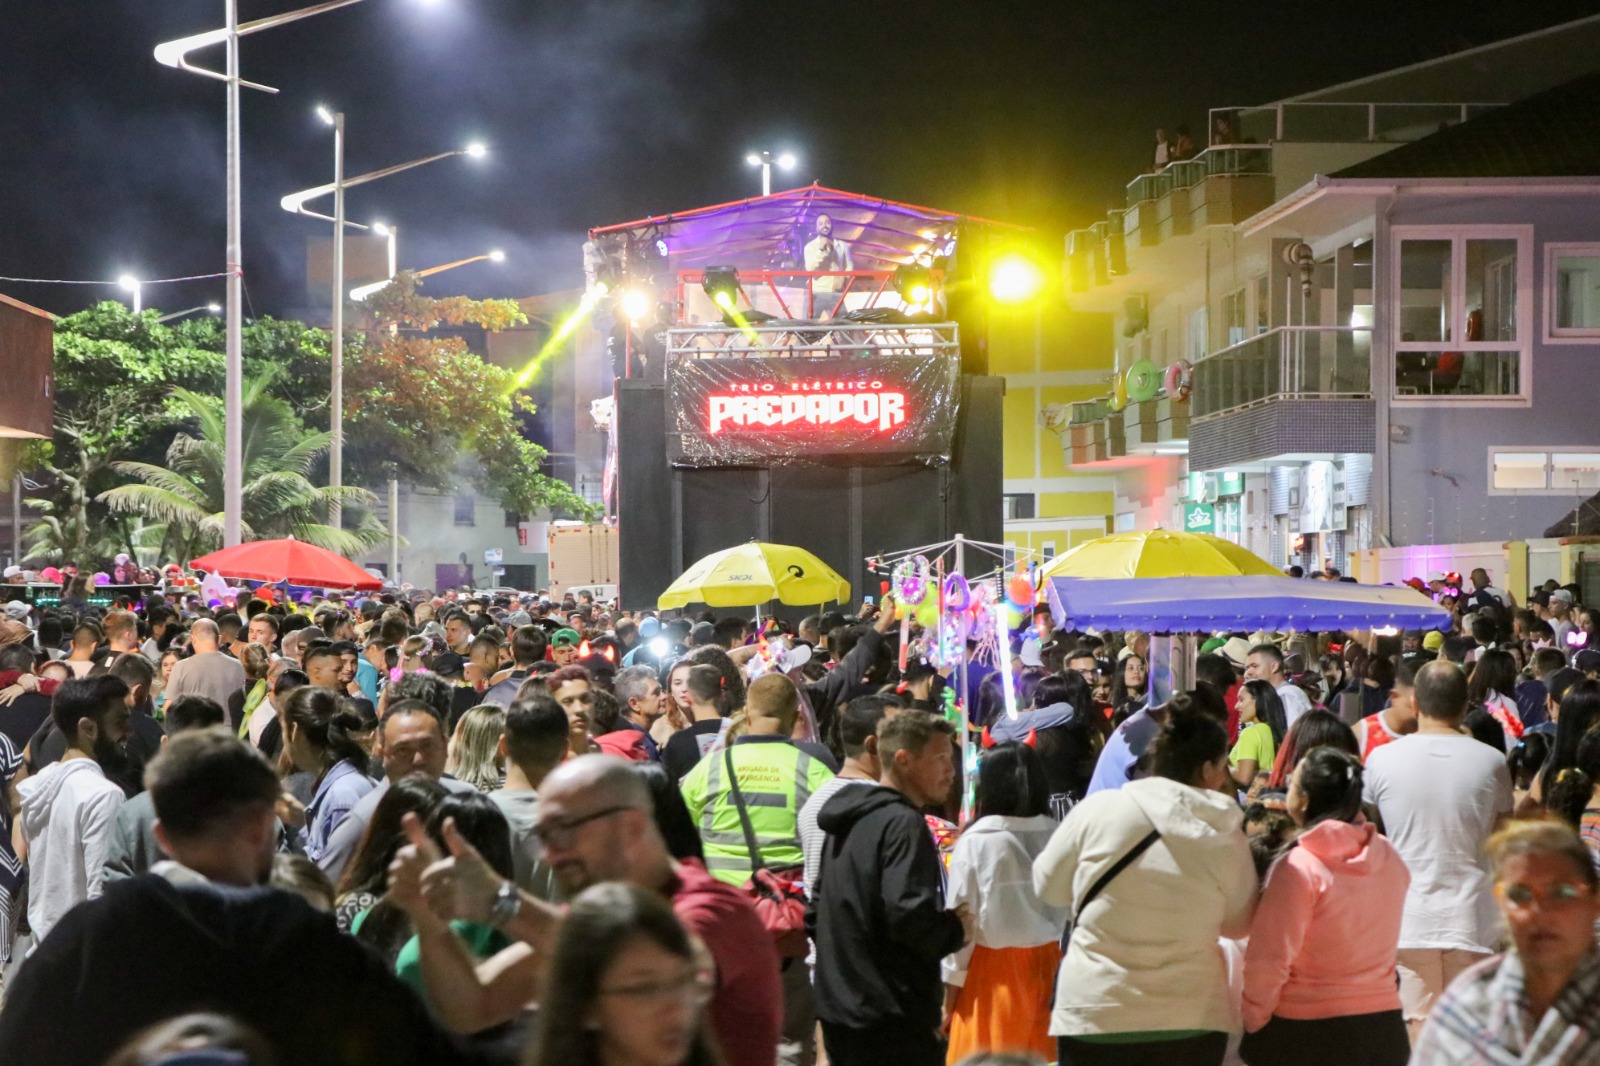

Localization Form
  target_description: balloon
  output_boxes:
[1006,574,1035,609]
[914,596,940,628]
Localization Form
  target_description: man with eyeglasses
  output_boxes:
[387,754,783,1066]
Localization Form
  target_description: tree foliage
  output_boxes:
[98,371,385,561]
[25,282,590,565]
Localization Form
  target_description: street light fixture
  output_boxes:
[154,303,223,324]
[348,248,507,301]
[155,0,378,547]
[745,149,796,197]
[117,274,142,314]
[281,131,487,527]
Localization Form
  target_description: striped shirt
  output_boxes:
[1415,949,1600,1064]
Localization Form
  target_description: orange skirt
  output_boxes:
[946,942,1061,1065]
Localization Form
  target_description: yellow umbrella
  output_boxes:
[658,541,851,610]
[1038,529,1281,580]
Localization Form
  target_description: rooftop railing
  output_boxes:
[1126,144,1272,206]
[1209,101,1501,145]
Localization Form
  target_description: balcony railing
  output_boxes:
[1126,144,1272,207]
[1191,326,1372,419]
[1209,101,1500,145]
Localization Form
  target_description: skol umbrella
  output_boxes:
[658,541,850,609]
[1037,529,1282,581]
[189,537,383,591]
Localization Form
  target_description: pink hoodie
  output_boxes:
[1242,818,1410,1031]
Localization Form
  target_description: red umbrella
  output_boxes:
[188,537,383,591]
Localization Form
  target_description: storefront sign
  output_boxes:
[1183,503,1216,533]
[669,353,961,466]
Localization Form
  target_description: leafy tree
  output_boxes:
[22,303,225,563]
[97,370,383,559]
[348,272,595,519]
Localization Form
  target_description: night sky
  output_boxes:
[2,0,1593,318]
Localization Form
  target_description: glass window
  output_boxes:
[1492,452,1546,491]
[1554,250,1600,332]
[1189,306,1209,360]
[454,495,476,526]
[1222,289,1247,346]
[1464,239,1518,343]
[1255,274,1270,334]
[1398,240,1452,343]
[1552,453,1600,493]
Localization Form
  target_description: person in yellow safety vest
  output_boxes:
[680,674,840,887]
[680,673,840,1066]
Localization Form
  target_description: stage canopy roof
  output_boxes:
[587,183,1027,273]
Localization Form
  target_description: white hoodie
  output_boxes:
[1032,775,1257,1037]
[18,757,125,947]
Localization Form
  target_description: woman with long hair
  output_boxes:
[1468,649,1525,748]
[1241,747,1410,1065]
[654,660,696,746]
[1526,679,1600,812]
[661,664,734,784]
[1265,710,1360,791]
[283,687,377,866]
[333,775,448,933]
[988,673,1100,813]
[1109,653,1148,726]
[524,882,722,1066]
[230,642,273,741]
[1035,705,1256,1065]
[1544,726,1600,866]
[1416,821,1600,1060]
[447,704,507,792]
[1231,680,1287,790]
[153,648,180,715]
[943,742,1066,1064]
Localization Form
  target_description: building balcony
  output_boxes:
[1188,325,1375,471]
[1065,394,1189,468]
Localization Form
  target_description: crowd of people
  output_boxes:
[0,559,1596,1064]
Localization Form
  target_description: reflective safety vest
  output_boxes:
[679,737,835,887]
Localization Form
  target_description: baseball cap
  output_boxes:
[1,566,20,579]
[551,627,582,648]
[1427,571,1447,583]
[637,616,661,639]
[1422,630,1445,652]
[2,601,29,621]
[505,610,532,627]
[429,651,466,678]
[1552,589,1576,605]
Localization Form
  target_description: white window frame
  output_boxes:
[1544,242,1600,344]
[1390,225,1533,407]
[1487,446,1600,496]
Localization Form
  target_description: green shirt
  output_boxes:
[1230,720,1276,770]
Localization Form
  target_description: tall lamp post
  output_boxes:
[282,138,487,527]
[155,0,375,547]
[117,275,143,314]
[348,248,504,301]
[744,149,796,197]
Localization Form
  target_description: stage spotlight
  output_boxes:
[621,288,652,323]
[894,263,933,306]
[702,266,739,311]
[989,254,1045,304]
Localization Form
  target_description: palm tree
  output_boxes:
[98,371,386,559]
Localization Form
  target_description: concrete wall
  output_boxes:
[356,485,548,592]
[1380,191,1600,546]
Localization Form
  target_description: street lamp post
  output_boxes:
[744,149,796,197]
[282,141,486,528]
[155,0,374,547]
[117,275,142,314]
[317,106,348,528]
[348,248,504,301]
[154,303,223,324]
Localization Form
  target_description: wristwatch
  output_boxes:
[489,879,520,929]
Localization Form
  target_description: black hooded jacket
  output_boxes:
[0,874,487,1066]
[805,784,965,1030]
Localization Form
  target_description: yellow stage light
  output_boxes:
[989,254,1044,304]
[621,288,652,322]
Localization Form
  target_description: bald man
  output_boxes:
[387,756,782,1066]
[161,619,246,723]
[1362,660,1513,1038]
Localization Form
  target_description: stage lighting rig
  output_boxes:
[701,266,740,311]
[893,263,933,306]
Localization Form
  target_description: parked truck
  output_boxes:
[547,521,620,601]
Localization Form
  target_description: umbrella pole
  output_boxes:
[954,536,975,825]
